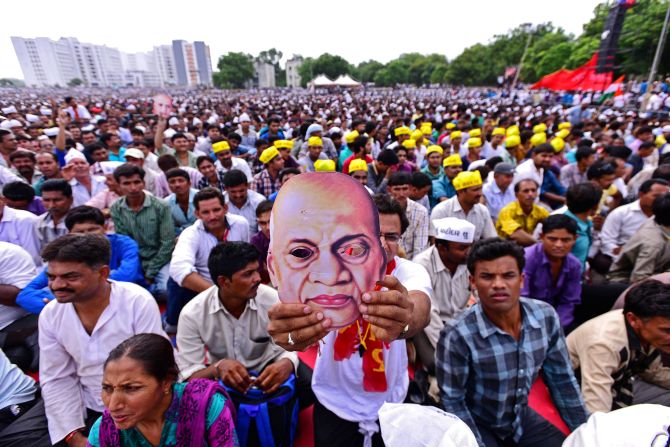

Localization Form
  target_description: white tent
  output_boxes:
[309,74,335,87]
[333,74,362,87]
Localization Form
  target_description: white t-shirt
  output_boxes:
[312,257,433,444]
[0,242,36,329]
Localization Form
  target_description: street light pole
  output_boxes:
[641,3,670,112]
[511,23,533,90]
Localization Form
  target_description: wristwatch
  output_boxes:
[399,323,410,339]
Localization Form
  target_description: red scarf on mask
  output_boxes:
[332,259,395,392]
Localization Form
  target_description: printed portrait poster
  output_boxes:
[267,172,387,329]
[152,92,173,119]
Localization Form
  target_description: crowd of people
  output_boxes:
[0,83,669,447]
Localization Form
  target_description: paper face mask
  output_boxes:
[268,172,387,329]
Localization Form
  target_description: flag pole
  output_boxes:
[640,3,670,113]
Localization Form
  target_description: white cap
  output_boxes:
[43,127,60,137]
[26,113,40,123]
[467,159,487,171]
[192,117,202,126]
[432,217,476,244]
[163,128,177,139]
[124,148,145,160]
[100,161,123,175]
[168,117,180,126]
[239,113,250,122]
[64,148,87,164]
[81,124,95,132]
[1,106,17,114]
[134,125,146,134]
[662,125,670,133]
[0,119,22,130]
[39,107,52,116]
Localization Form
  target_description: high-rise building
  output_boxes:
[11,36,212,87]
[286,56,303,88]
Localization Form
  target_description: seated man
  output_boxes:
[0,348,50,446]
[0,190,41,267]
[496,178,549,247]
[17,206,145,315]
[223,169,266,235]
[431,154,462,205]
[522,214,582,330]
[387,172,428,259]
[250,200,273,284]
[167,188,249,332]
[2,181,45,216]
[482,162,516,222]
[567,280,670,413]
[409,171,431,211]
[36,179,73,248]
[176,241,312,407]
[0,242,38,371]
[608,193,670,284]
[437,238,588,447]
[165,168,198,235]
[38,233,165,446]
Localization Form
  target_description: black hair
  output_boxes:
[157,154,179,172]
[485,156,503,171]
[227,133,241,143]
[373,193,409,235]
[208,241,260,282]
[104,333,178,382]
[64,205,105,230]
[577,138,593,148]
[388,171,412,187]
[36,152,59,163]
[587,160,616,180]
[636,125,653,135]
[575,146,596,162]
[639,141,656,151]
[514,178,539,193]
[193,187,225,210]
[222,169,248,188]
[41,179,73,198]
[268,117,280,125]
[165,168,190,183]
[41,233,110,268]
[207,124,220,132]
[8,150,35,163]
[171,132,187,142]
[566,182,602,213]
[130,127,145,136]
[411,172,432,189]
[2,181,35,202]
[279,167,301,183]
[466,237,525,275]
[533,143,554,155]
[650,164,670,182]
[350,135,369,153]
[639,178,670,194]
[541,214,578,236]
[64,96,73,104]
[623,279,670,319]
[255,200,273,217]
[86,143,107,155]
[377,149,399,165]
[113,163,145,182]
[140,138,155,149]
[100,132,116,145]
[653,193,670,226]
[0,129,12,141]
[196,155,214,168]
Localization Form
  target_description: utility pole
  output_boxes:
[641,4,670,112]
[511,23,533,90]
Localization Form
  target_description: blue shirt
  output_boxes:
[108,147,127,162]
[167,188,198,235]
[431,177,456,208]
[564,210,593,271]
[540,170,566,209]
[482,181,515,222]
[0,348,36,409]
[16,233,145,314]
[437,298,588,446]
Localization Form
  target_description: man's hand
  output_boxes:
[61,164,76,181]
[215,359,254,394]
[360,275,413,342]
[267,303,332,351]
[255,359,293,394]
[66,431,87,447]
[592,214,605,231]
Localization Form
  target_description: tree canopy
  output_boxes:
[213,52,254,89]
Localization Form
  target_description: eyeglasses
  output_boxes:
[380,232,401,243]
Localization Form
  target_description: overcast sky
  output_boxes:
[1,0,604,80]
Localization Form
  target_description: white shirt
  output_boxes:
[515,159,544,190]
[38,280,165,443]
[430,197,497,241]
[65,105,91,121]
[0,206,42,267]
[0,165,24,188]
[599,200,650,258]
[169,214,250,286]
[563,404,670,447]
[226,189,266,235]
[215,157,254,183]
[312,257,433,445]
[0,242,36,329]
[69,175,107,207]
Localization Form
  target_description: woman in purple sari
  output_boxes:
[87,333,238,447]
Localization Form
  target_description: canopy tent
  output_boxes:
[309,74,335,88]
[333,74,362,87]
[531,54,613,92]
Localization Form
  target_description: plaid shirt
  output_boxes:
[436,298,588,446]
[401,199,429,259]
[252,169,281,198]
[197,170,226,192]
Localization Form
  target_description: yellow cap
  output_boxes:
[556,129,570,139]
[426,145,444,156]
[450,130,462,140]
[492,127,505,136]
[533,123,547,134]
[274,139,293,150]
[452,170,482,191]
[550,137,565,152]
[530,133,547,147]
[212,141,230,153]
[558,122,571,130]
[505,135,521,148]
[656,134,667,148]
[506,125,520,137]
[469,128,481,138]
[443,154,463,167]
[348,159,368,173]
[420,123,432,134]
[308,136,323,147]
[394,126,410,137]
[345,130,359,144]
[446,123,456,130]
[402,139,416,150]
[314,159,336,172]
[411,129,423,141]
[468,137,482,148]
[259,147,280,164]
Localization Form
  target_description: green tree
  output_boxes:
[213,52,254,89]
[374,59,411,86]
[297,57,315,87]
[446,44,495,85]
[67,78,83,87]
[311,53,352,79]
[355,60,384,83]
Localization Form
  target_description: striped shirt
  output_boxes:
[401,199,429,259]
[437,298,588,446]
[110,193,175,279]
